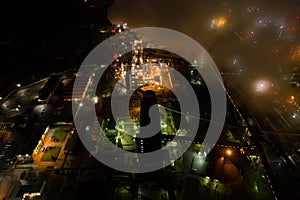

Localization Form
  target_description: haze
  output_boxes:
[108,0,300,83]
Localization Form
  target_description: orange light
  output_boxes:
[226,149,232,156]
[216,17,226,28]
[291,95,295,101]
[211,17,227,29]
[289,95,295,103]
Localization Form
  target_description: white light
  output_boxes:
[93,97,98,104]
[255,80,270,92]
[233,58,237,65]
[79,102,83,107]
[16,83,21,87]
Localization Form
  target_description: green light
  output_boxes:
[254,182,258,193]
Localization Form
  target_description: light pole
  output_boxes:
[222,148,232,181]
[224,148,232,164]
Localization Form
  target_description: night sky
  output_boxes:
[1,0,300,103]
[0,0,111,97]
[108,0,300,79]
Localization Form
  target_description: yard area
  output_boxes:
[51,129,68,142]
[41,146,62,162]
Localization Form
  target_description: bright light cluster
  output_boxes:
[211,17,227,29]
[255,80,270,92]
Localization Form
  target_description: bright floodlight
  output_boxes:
[211,17,227,29]
[93,96,98,104]
[255,80,269,92]
[226,149,232,156]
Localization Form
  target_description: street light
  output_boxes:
[254,80,270,93]
[288,95,295,103]
[223,148,232,165]
[226,149,232,156]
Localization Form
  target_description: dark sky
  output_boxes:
[108,0,300,81]
[0,0,299,98]
[0,0,112,96]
